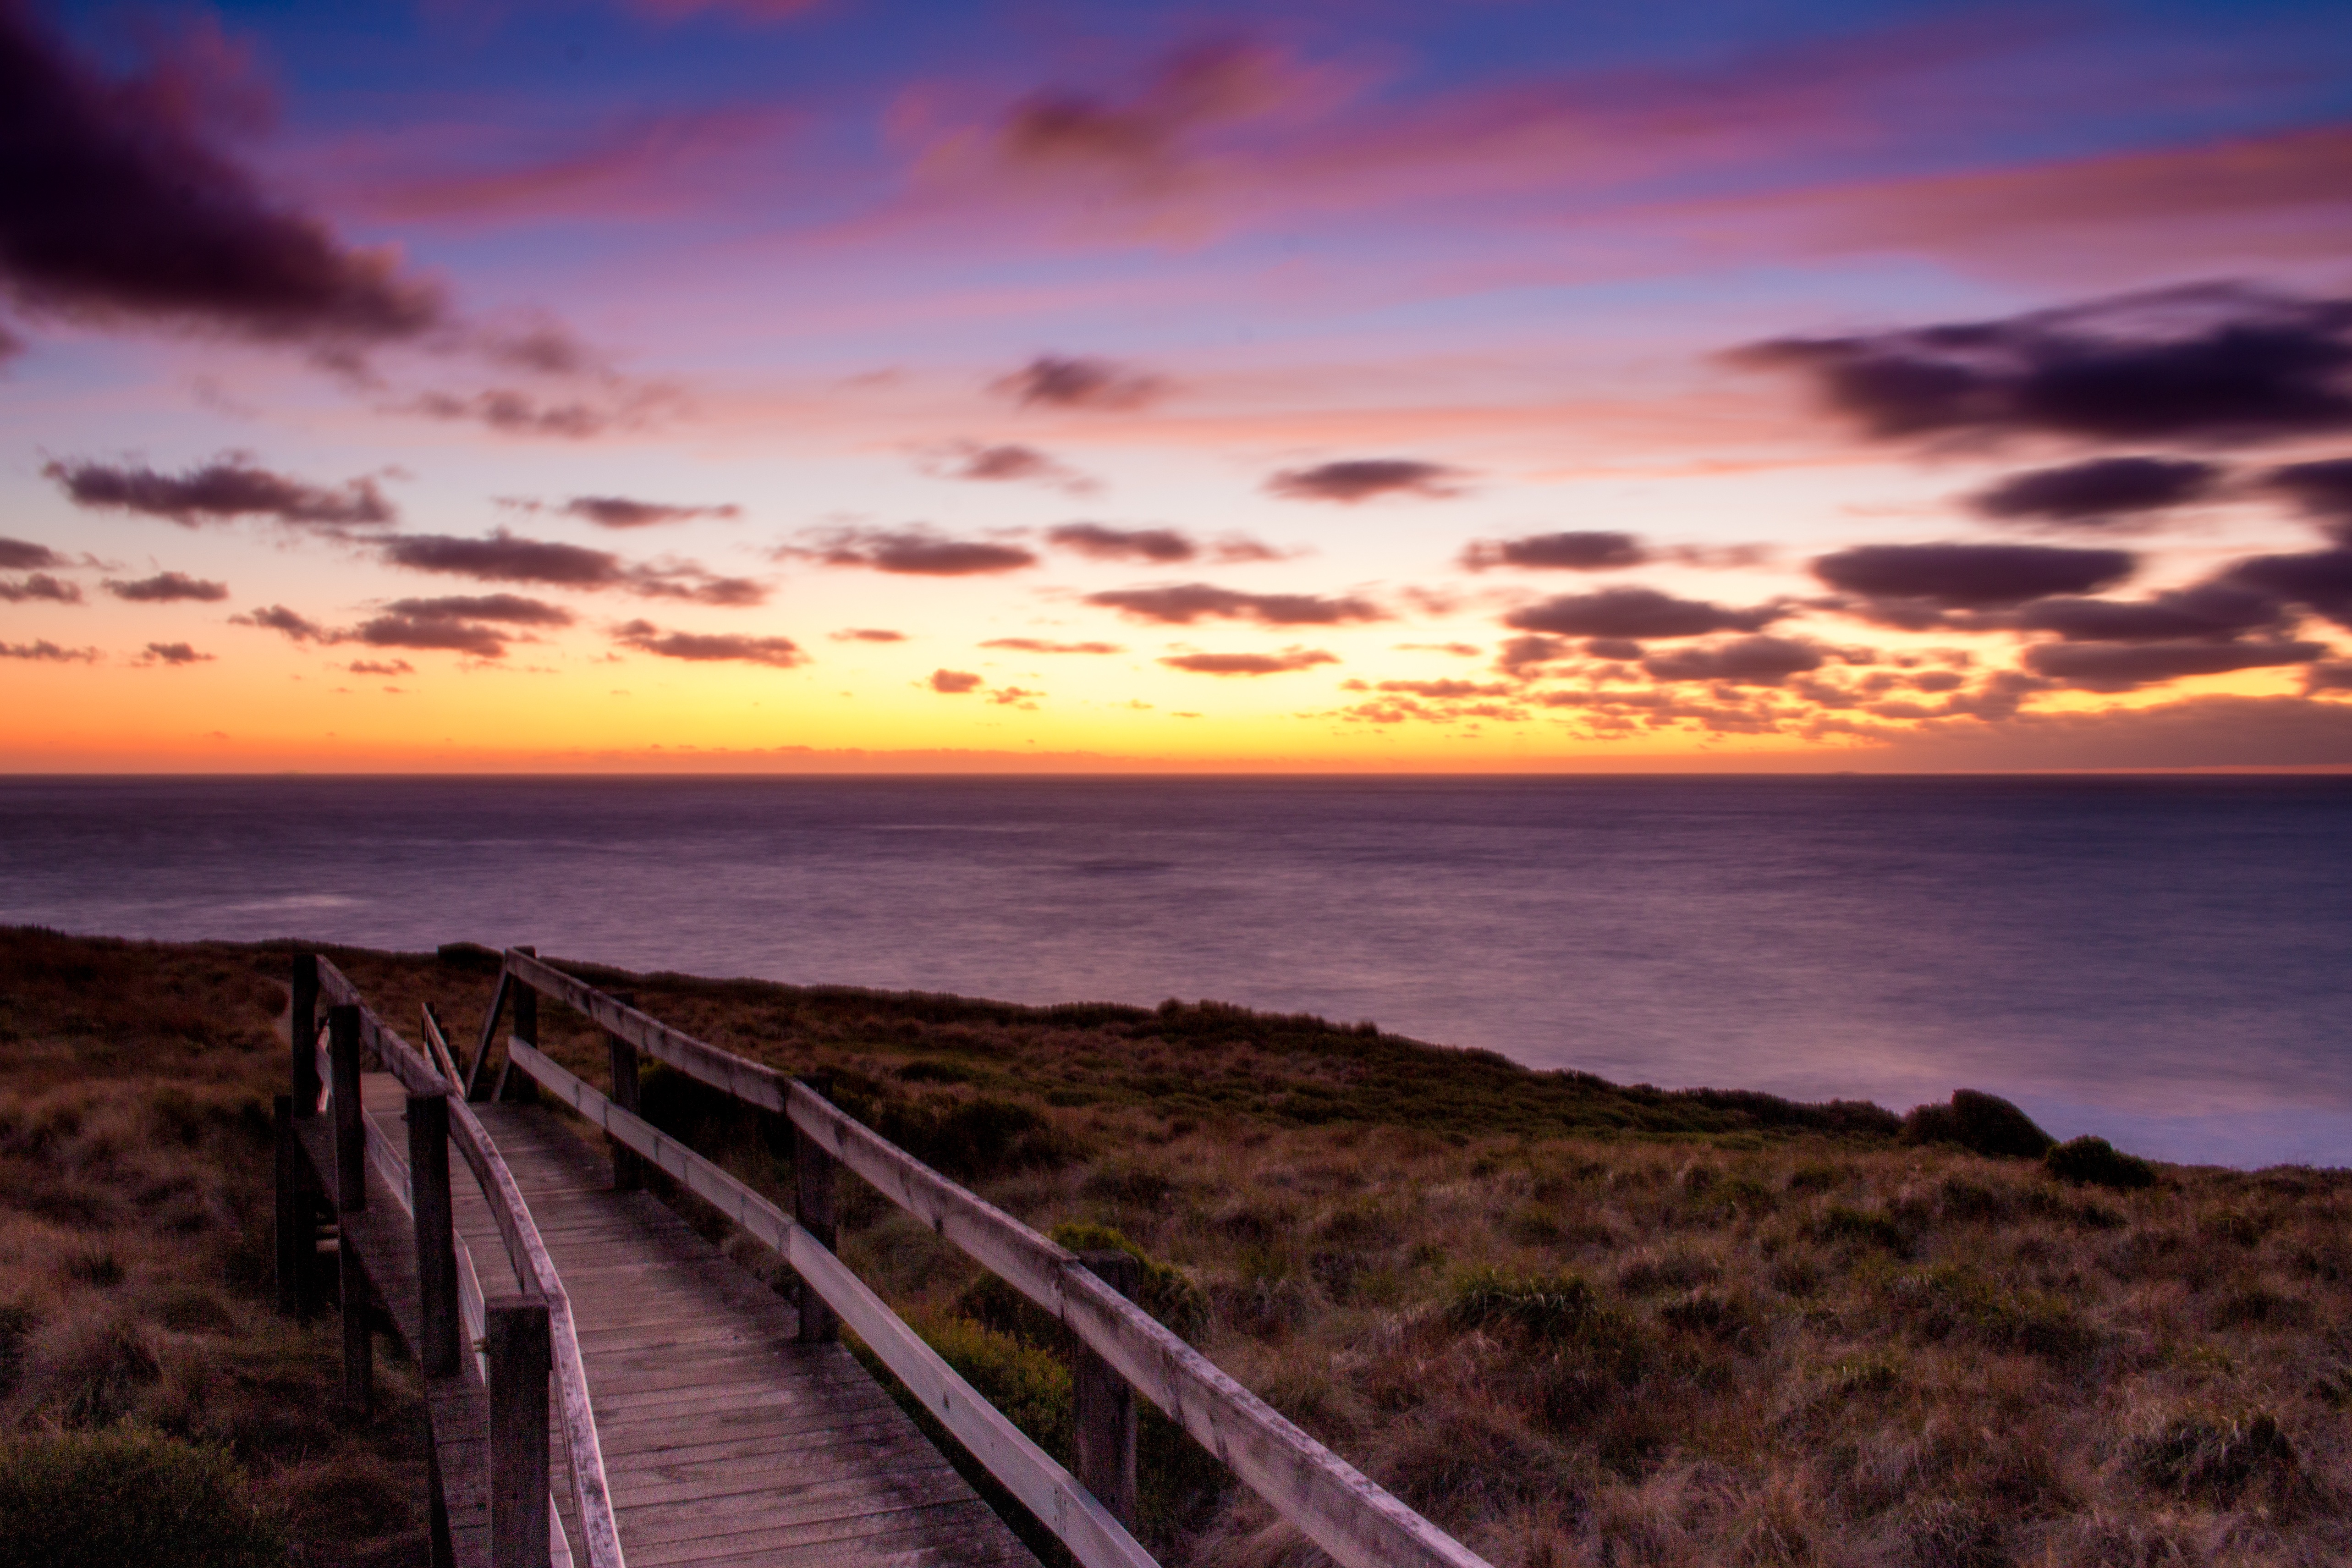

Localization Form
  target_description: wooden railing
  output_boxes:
[481,948,1495,1568]
[293,954,625,1568]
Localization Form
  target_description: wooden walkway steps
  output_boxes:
[291,1086,508,1567]
[378,1076,1040,1568]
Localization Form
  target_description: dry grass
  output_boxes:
[6,928,2350,1568]
[0,928,433,1567]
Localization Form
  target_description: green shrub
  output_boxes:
[2045,1136,2155,1190]
[1050,1221,1209,1340]
[914,1313,1074,1463]
[1885,1265,2100,1363]
[0,1428,285,1568]
[1901,1090,2055,1159]
[1818,1204,1911,1255]
[2134,1409,2301,1505]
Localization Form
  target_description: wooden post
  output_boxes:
[486,1296,552,1568]
[793,1073,838,1343]
[606,991,642,1192]
[329,1005,366,1214]
[291,953,320,1117]
[495,947,539,1104]
[273,1095,301,1317]
[1074,1251,1141,1526]
[340,1239,374,1418]
[409,1091,460,1379]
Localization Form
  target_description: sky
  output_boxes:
[4,0,2352,771]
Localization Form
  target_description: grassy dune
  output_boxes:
[4,927,2349,1568]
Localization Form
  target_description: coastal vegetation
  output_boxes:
[3,925,2348,1566]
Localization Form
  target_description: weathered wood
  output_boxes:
[275,1095,302,1317]
[423,1003,465,1087]
[466,970,513,1102]
[412,1091,462,1379]
[1073,1252,1138,1528]
[292,953,321,1116]
[607,992,642,1194]
[488,1296,553,1568]
[793,1073,838,1345]
[507,956,1491,1568]
[317,961,622,1568]
[330,1005,367,1213]
[497,948,541,1105]
[508,1039,1154,1568]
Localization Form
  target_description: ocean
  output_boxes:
[2,774,2346,1168]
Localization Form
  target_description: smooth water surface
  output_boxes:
[3,775,2346,1167]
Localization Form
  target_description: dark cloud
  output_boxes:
[380,529,762,603]
[136,641,211,666]
[930,668,984,693]
[0,320,20,363]
[1265,459,1467,504]
[2307,662,2352,694]
[1813,543,2134,609]
[347,658,412,676]
[1642,636,1826,686]
[104,571,227,603]
[1461,531,1647,571]
[925,442,1094,492]
[384,594,573,627]
[559,496,740,529]
[2022,638,2325,693]
[1048,523,1195,562]
[997,40,1275,178]
[1585,638,1642,661]
[479,321,607,379]
[229,604,331,643]
[1495,633,1572,675]
[1503,586,1784,640]
[1084,582,1384,626]
[1160,647,1338,675]
[1855,694,2352,769]
[44,456,395,529]
[1968,457,2222,525]
[351,613,511,659]
[0,535,64,569]
[831,628,906,642]
[2266,458,2352,539]
[1737,282,2352,446]
[382,530,615,585]
[0,638,97,662]
[981,637,1123,654]
[990,685,1039,706]
[0,4,444,344]
[0,572,79,603]
[990,354,1166,411]
[614,620,805,667]
[407,389,615,440]
[2016,583,2291,643]
[2220,548,2352,630]
[798,527,1038,576]
[1369,679,1516,699]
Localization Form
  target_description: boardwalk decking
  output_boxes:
[351,1073,1039,1568]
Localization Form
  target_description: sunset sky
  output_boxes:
[5,0,2352,770]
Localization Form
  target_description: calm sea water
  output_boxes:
[2,775,2346,1168]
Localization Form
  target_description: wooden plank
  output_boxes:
[317,967,622,1568]
[505,955,1496,1568]
[511,1039,1153,1568]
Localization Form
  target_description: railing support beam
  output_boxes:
[494,946,540,1104]
[410,1090,461,1379]
[273,1095,302,1317]
[1075,1251,1141,1527]
[487,1295,553,1568]
[607,991,642,1193]
[291,953,320,1116]
[792,1073,838,1343]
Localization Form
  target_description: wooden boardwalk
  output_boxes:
[357,1074,1038,1568]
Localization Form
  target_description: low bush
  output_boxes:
[0,1428,286,1568]
[1902,1090,2056,1159]
[2045,1136,2156,1190]
[2133,1409,2303,1507]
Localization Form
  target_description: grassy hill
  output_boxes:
[3,926,2348,1568]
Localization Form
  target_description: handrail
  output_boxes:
[498,949,1495,1568]
[315,961,626,1568]
[511,1037,1157,1568]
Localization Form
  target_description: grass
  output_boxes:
[6,925,2352,1567]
